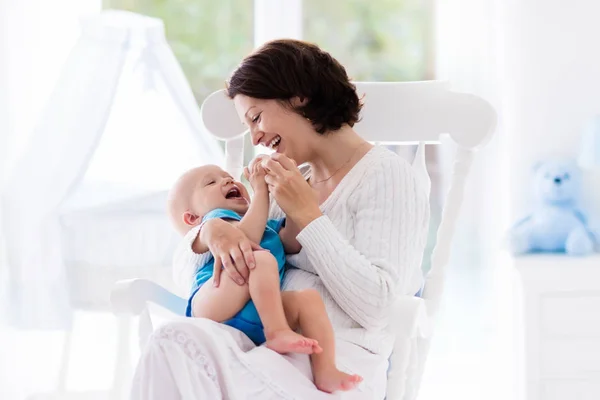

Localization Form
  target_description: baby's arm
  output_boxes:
[279,218,302,254]
[236,165,269,244]
[236,188,269,244]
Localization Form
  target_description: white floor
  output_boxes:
[0,312,141,400]
[419,251,518,400]
[0,252,518,400]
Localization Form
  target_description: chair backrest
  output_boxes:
[202,81,493,145]
[200,81,496,399]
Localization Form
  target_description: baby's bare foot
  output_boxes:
[314,368,363,393]
[265,330,322,355]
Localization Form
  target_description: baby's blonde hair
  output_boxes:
[167,166,208,236]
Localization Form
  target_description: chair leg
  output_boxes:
[138,307,154,350]
[56,328,73,394]
[111,314,133,400]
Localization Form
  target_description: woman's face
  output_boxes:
[233,95,316,164]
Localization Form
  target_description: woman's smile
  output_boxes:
[267,135,281,150]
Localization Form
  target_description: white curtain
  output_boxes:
[436,0,507,261]
[420,1,514,399]
[1,11,223,329]
[0,0,101,328]
[0,3,11,314]
[1,17,129,329]
[0,15,9,185]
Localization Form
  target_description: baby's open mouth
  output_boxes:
[226,186,242,199]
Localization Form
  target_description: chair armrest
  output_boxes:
[387,296,434,400]
[390,296,432,339]
[111,279,188,316]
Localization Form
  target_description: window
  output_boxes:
[83,1,253,192]
[304,0,434,81]
[103,0,254,105]
[99,1,438,216]
[305,0,439,272]
[104,0,435,98]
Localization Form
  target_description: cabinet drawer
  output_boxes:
[541,293,600,338]
[541,339,600,379]
[542,380,600,400]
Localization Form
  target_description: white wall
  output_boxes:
[502,3,600,397]
[427,2,600,398]
[504,0,600,218]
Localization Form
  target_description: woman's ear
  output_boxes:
[183,211,201,226]
[291,96,309,107]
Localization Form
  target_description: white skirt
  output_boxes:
[130,318,388,399]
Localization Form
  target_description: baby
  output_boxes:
[167,160,363,393]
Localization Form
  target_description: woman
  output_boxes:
[131,39,430,399]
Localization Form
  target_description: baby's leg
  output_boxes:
[282,290,363,393]
[191,274,249,322]
[249,251,319,354]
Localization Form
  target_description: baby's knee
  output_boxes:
[252,250,278,268]
[297,289,323,305]
[283,290,325,317]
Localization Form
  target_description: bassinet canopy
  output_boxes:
[2,10,223,328]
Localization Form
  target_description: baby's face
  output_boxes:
[190,165,251,216]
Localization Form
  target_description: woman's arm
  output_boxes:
[279,219,302,254]
[178,217,263,289]
[172,224,210,293]
[296,159,430,330]
[174,161,271,292]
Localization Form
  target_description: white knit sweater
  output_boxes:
[172,146,430,357]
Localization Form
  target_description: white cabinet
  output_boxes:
[515,255,600,400]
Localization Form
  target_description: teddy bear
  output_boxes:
[509,159,597,256]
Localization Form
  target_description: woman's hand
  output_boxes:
[199,218,262,287]
[248,154,269,172]
[262,153,322,230]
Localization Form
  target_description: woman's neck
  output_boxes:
[307,126,371,182]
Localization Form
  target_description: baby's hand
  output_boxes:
[248,154,269,172]
[244,159,268,192]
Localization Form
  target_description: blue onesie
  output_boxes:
[185,208,286,345]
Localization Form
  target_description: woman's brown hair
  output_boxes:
[226,39,362,134]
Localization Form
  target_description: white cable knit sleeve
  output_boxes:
[172,224,212,295]
[296,158,429,330]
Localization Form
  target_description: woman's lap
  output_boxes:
[131,318,388,400]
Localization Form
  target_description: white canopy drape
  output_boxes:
[2,10,223,329]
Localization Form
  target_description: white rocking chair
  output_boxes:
[111,80,496,399]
